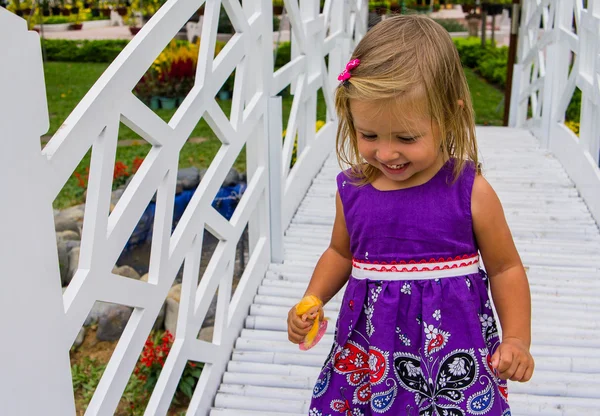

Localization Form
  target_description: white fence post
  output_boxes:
[268,97,285,264]
[508,63,524,127]
[512,0,600,223]
[0,11,75,414]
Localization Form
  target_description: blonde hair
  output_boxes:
[335,15,478,183]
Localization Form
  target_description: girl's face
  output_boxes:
[350,95,443,188]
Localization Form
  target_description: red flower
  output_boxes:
[113,161,130,180]
[132,157,144,174]
[74,172,86,188]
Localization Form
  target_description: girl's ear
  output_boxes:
[457,99,464,108]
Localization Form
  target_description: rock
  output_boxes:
[54,215,80,236]
[198,326,214,342]
[73,327,86,349]
[56,230,81,241]
[203,295,217,328]
[66,247,80,286]
[164,298,179,334]
[168,284,181,302]
[154,302,166,331]
[111,188,125,207]
[57,240,70,285]
[84,301,113,326]
[223,168,240,187]
[178,167,201,190]
[140,273,149,282]
[59,205,85,225]
[65,240,81,252]
[112,265,141,280]
[96,304,133,342]
[164,284,182,333]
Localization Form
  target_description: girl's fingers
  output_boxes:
[490,349,500,369]
[521,362,535,382]
[287,307,315,344]
[288,332,304,344]
[495,347,511,373]
[510,361,527,382]
[498,350,517,380]
[291,314,313,331]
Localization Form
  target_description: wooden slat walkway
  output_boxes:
[210,127,600,415]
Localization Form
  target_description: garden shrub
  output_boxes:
[566,87,582,124]
[274,41,292,69]
[453,38,508,88]
[433,18,466,33]
[453,37,488,68]
[44,39,130,63]
[453,37,581,125]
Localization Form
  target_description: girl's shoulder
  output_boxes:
[448,158,478,179]
[445,158,480,194]
[336,166,367,189]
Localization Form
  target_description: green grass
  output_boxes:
[43,62,321,142]
[46,62,503,209]
[44,62,108,137]
[43,62,225,142]
[463,67,505,126]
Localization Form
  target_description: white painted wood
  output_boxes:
[511,0,600,223]
[211,127,600,414]
[0,0,367,414]
[280,0,368,230]
[0,9,76,416]
[268,96,285,263]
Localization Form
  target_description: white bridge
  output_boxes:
[1,1,599,415]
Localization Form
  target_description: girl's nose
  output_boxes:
[377,145,400,163]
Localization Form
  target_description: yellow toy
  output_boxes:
[296,295,328,351]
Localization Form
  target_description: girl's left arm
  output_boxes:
[472,174,535,383]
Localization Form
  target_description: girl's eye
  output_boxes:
[360,133,377,140]
[397,136,417,143]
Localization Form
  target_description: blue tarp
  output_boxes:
[124,183,247,251]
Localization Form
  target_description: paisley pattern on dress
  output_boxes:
[466,377,495,414]
[313,369,331,398]
[423,322,451,356]
[394,349,479,415]
[370,379,398,413]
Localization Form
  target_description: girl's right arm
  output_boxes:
[303,191,353,304]
[287,191,353,344]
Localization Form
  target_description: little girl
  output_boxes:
[287,15,534,416]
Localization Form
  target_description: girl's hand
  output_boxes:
[286,303,324,344]
[491,337,535,382]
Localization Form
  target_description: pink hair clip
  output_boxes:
[338,58,361,82]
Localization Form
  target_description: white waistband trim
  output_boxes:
[352,255,480,281]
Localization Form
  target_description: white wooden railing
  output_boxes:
[510,0,600,223]
[0,1,367,414]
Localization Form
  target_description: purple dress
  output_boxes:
[309,160,511,416]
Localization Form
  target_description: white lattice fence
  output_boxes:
[0,0,366,414]
[510,0,600,223]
